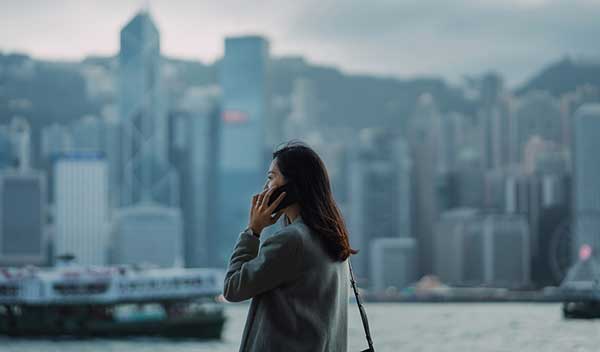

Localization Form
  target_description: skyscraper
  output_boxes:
[1,117,34,170]
[216,35,269,267]
[40,123,74,204]
[469,73,513,170]
[446,149,485,209]
[0,117,47,266]
[483,161,571,287]
[436,111,485,211]
[101,105,122,209]
[283,78,319,142]
[559,85,600,149]
[54,152,109,265]
[348,128,411,282]
[408,93,443,276]
[434,208,477,284]
[0,170,47,266]
[369,237,417,291]
[572,104,600,258]
[435,209,530,288]
[175,86,221,267]
[119,10,178,206]
[9,117,31,172]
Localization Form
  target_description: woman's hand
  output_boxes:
[248,187,286,237]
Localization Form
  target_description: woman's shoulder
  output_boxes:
[270,222,319,255]
[264,223,304,247]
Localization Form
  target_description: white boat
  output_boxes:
[0,263,226,338]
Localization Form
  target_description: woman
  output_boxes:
[223,141,357,352]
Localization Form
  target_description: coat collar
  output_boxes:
[290,214,303,224]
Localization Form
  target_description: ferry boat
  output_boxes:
[0,262,226,338]
[560,244,600,319]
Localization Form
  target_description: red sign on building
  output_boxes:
[222,110,248,123]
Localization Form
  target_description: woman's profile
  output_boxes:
[223,140,358,352]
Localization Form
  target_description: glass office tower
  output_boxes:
[216,36,269,267]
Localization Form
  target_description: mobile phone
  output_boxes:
[267,183,298,214]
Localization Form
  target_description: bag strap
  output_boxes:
[348,259,375,352]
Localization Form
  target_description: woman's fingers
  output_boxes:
[259,187,274,207]
[250,194,258,217]
[256,188,267,207]
[265,187,276,206]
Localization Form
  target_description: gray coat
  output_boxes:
[224,215,349,352]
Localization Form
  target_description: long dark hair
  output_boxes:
[273,140,358,261]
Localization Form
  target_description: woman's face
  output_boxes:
[264,159,286,190]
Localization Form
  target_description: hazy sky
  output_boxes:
[1,0,599,86]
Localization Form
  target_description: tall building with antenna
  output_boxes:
[118,9,178,207]
[111,9,183,267]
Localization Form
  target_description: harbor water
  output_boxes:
[1,302,599,352]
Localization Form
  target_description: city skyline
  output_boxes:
[1,0,600,86]
[0,5,598,291]
[2,2,600,349]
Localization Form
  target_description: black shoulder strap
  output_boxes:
[348,259,375,352]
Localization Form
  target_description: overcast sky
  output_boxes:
[1,0,599,86]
